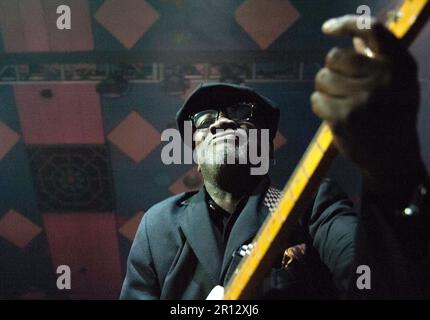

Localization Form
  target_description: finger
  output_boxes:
[311,91,350,123]
[315,67,377,98]
[325,47,386,78]
[353,37,371,56]
[322,15,402,57]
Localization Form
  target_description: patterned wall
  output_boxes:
[0,0,428,299]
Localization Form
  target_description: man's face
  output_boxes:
[194,114,257,167]
[192,103,269,178]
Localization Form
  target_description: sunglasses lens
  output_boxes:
[192,110,218,129]
[191,103,255,129]
[225,103,253,121]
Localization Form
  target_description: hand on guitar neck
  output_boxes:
[311,15,427,209]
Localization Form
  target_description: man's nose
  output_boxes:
[209,116,238,135]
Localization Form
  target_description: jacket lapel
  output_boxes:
[220,177,271,279]
[179,189,223,286]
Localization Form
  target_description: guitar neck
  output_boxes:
[225,124,336,299]
[224,0,430,300]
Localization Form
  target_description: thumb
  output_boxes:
[322,15,403,58]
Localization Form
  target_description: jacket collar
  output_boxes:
[179,176,271,285]
[179,189,223,286]
[220,177,270,278]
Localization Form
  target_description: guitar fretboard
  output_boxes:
[224,124,336,299]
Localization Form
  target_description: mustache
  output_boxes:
[209,129,248,143]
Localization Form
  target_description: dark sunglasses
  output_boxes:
[190,102,256,130]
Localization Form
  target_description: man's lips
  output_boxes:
[211,132,237,142]
[210,130,248,144]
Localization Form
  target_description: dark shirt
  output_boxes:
[205,191,247,250]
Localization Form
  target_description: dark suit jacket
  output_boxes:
[120,177,360,299]
[120,173,430,299]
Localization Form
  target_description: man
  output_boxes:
[120,16,430,299]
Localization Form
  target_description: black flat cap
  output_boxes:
[176,82,280,141]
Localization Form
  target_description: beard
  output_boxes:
[197,140,247,165]
[196,135,258,193]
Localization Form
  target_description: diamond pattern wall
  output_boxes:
[118,211,144,241]
[235,0,300,49]
[274,131,287,150]
[169,166,203,194]
[108,111,161,163]
[0,209,42,248]
[95,0,160,49]
[0,121,20,160]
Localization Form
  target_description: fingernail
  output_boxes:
[322,18,339,32]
